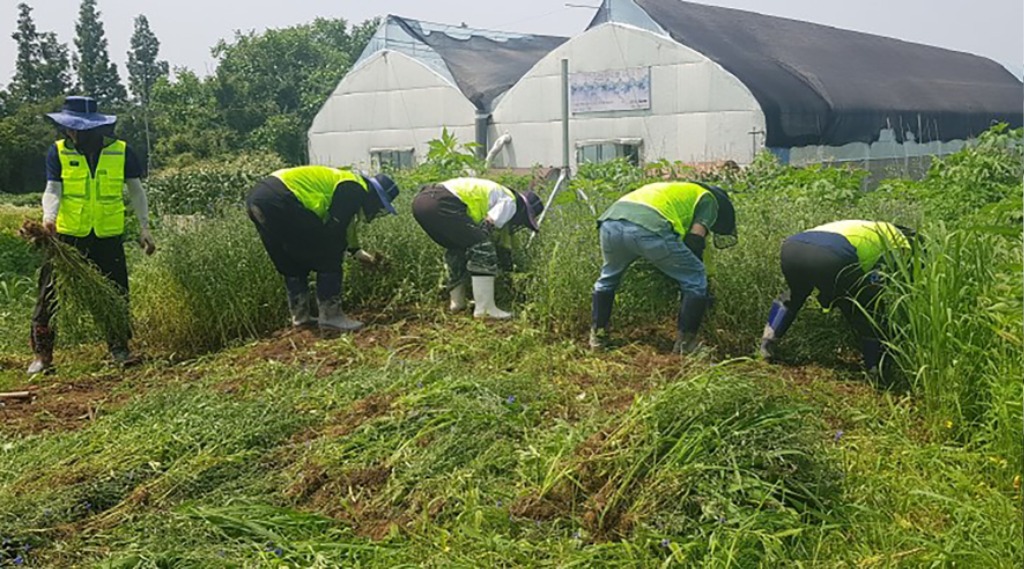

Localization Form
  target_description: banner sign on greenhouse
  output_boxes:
[570,67,651,113]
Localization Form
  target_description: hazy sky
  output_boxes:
[1,0,1022,89]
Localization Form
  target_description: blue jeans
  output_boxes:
[593,219,707,296]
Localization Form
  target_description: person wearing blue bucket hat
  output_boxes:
[27,96,156,376]
[246,165,399,333]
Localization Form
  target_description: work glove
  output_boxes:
[352,249,386,270]
[43,219,57,235]
[139,228,157,256]
[478,218,496,235]
[683,232,706,261]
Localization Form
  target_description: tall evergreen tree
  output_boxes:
[73,0,127,103]
[127,14,168,169]
[9,3,71,105]
[9,3,42,103]
[126,15,168,106]
[37,32,72,100]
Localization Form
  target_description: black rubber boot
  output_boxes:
[590,290,616,350]
[861,337,883,374]
[673,294,710,355]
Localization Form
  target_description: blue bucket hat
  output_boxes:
[364,174,399,216]
[46,96,117,131]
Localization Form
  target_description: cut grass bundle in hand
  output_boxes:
[18,219,131,347]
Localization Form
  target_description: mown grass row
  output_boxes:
[0,321,1019,566]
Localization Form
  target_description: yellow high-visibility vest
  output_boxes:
[443,177,515,224]
[618,182,710,239]
[814,220,911,272]
[55,138,127,238]
[272,166,367,222]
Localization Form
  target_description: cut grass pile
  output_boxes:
[18,220,132,348]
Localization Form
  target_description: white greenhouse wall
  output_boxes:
[490,23,765,169]
[308,51,477,169]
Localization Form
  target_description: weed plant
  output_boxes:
[132,210,286,355]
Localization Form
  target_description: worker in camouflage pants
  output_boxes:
[412,177,543,319]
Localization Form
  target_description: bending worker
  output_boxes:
[758,220,915,373]
[246,165,399,332]
[411,177,542,319]
[28,96,157,375]
[590,181,737,354]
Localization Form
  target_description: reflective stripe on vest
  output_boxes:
[619,182,709,238]
[813,220,911,272]
[271,166,367,222]
[442,178,514,224]
[55,138,127,238]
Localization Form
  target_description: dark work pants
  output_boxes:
[775,239,883,341]
[412,185,499,288]
[32,232,131,349]
[246,177,347,277]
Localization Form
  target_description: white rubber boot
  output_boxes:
[317,297,364,332]
[472,276,512,320]
[449,283,468,312]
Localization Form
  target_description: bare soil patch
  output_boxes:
[0,372,130,434]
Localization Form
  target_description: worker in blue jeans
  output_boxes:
[590,181,737,354]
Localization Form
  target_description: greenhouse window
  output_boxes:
[576,140,642,166]
[370,148,415,170]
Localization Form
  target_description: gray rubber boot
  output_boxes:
[317,296,363,332]
[287,290,316,327]
[285,275,316,327]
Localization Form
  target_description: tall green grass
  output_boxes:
[885,215,1023,469]
[132,211,286,356]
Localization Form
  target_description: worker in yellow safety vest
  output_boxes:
[759,220,917,374]
[28,96,157,375]
[246,165,399,332]
[411,177,543,319]
[590,181,737,354]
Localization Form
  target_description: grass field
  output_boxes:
[0,129,1020,567]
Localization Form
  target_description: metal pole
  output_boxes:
[528,58,576,247]
[561,58,570,170]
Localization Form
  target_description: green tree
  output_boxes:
[0,97,62,193]
[8,4,70,105]
[73,0,127,103]
[126,14,168,105]
[9,3,41,104]
[211,17,378,164]
[149,69,232,166]
[127,14,169,169]
[37,32,72,100]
